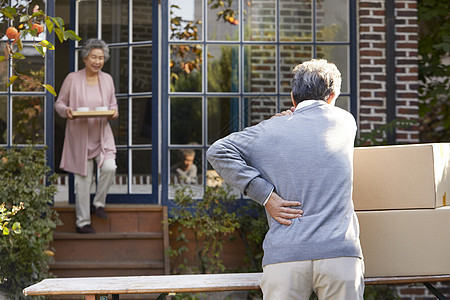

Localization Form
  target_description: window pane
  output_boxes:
[316,0,349,42]
[12,48,45,92]
[170,44,202,93]
[207,0,239,41]
[132,46,152,93]
[244,96,277,127]
[335,96,350,112]
[103,47,129,94]
[110,149,128,194]
[280,95,293,111]
[243,0,276,41]
[279,45,312,93]
[12,96,44,144]
[77,0,97,42]
[207,44,239,93]
[169,0,202,41]
[131,149,152,193]
[170,97,202,145]
[207,97,239,144]
[244,45,276,93]
[0,96,7,144]
[111,97,127,146]
[0,47,8,91]
[133,0,153,42]
[169,148,203,199]
[317,45,349,93]
[102,0,128,44]
[132,97,152,145]
[279,0,312,41]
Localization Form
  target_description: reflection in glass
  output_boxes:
[102,47,129,94]
[317,45,349,93]
[335,96,350,112]
[207,0,238,41]
[169,148,200,185]
[110,149,128,194]
[279,45,312,93]
[102,0,128,43]
[206,163,240,196]
[316,0,349,42]
[169,149,203,199]
[243,0,276,41]
[132,97,152,145]
[170,97,202,145]
[279,0,312,41]
[132,46,152,92]
[77,0,97,42]
[207,97,239,144]
[12,96,44,144]
[207,44,239,93]
[244,96,277,127]
[0,44,8,91]
[280,95,294,112]
[132,149,152,193]
[0,96,7,144]
[169,0,202,41]
[110,97,127,146]
[170,44,202,92]
[244,45,276,93]
[13,49,45,92]
[133,0,153,42]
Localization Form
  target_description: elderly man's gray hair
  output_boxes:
[81,38,110,61]
[291,59,341,104]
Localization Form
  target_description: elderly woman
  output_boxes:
[55,39,118,234]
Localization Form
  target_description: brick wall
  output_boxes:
[358,0,420,143]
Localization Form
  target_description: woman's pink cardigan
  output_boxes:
[55,69,118,176]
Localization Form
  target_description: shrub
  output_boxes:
[0,145,61,299]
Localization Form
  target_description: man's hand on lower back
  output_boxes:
[265,191,303,226]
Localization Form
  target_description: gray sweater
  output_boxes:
[207,101,363,267]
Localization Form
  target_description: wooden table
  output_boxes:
[23,273,450,299]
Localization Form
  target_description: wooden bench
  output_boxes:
[23,273,450,299]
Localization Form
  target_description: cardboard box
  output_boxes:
[357,207,450,277]
[353,143,449,210]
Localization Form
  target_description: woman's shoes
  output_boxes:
[76,224,95,234]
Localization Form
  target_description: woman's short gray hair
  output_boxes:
[81,38,110,61]
[291,59,341,104]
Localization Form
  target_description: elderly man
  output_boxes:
[207,59,364,299]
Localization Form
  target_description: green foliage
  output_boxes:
[364,285,401,300]
[0,145,61,299]
[0,202,23,236]
[355,118,418,147]
[169,184,241,274]
[417,0,450,142]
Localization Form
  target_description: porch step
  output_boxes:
[50,205,170,278]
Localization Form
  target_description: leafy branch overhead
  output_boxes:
[0,4,81,96]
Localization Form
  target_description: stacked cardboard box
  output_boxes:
[353,143,450,277]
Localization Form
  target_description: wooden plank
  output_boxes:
[23,273,262,296]
[23,273,450,296]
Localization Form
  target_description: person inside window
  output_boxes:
[170,149,198,185]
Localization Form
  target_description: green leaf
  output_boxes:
[0,6,17,19]
[7,76,18,87]
[12,222,21,234]
[34,45,45,56]
[43,84,57,96]
[45,17,54,33]
[54,27,64,43]
[0,56,5,63]
[2,226,9,235]
[16,36,23,51]
[63,30,81,41]
[51,16,64,29]
[20,15,30,23]
[31,11,45,18]
[39,40,55,50]
[11,52,25,59]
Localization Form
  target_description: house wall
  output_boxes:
[359,0,420,143]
